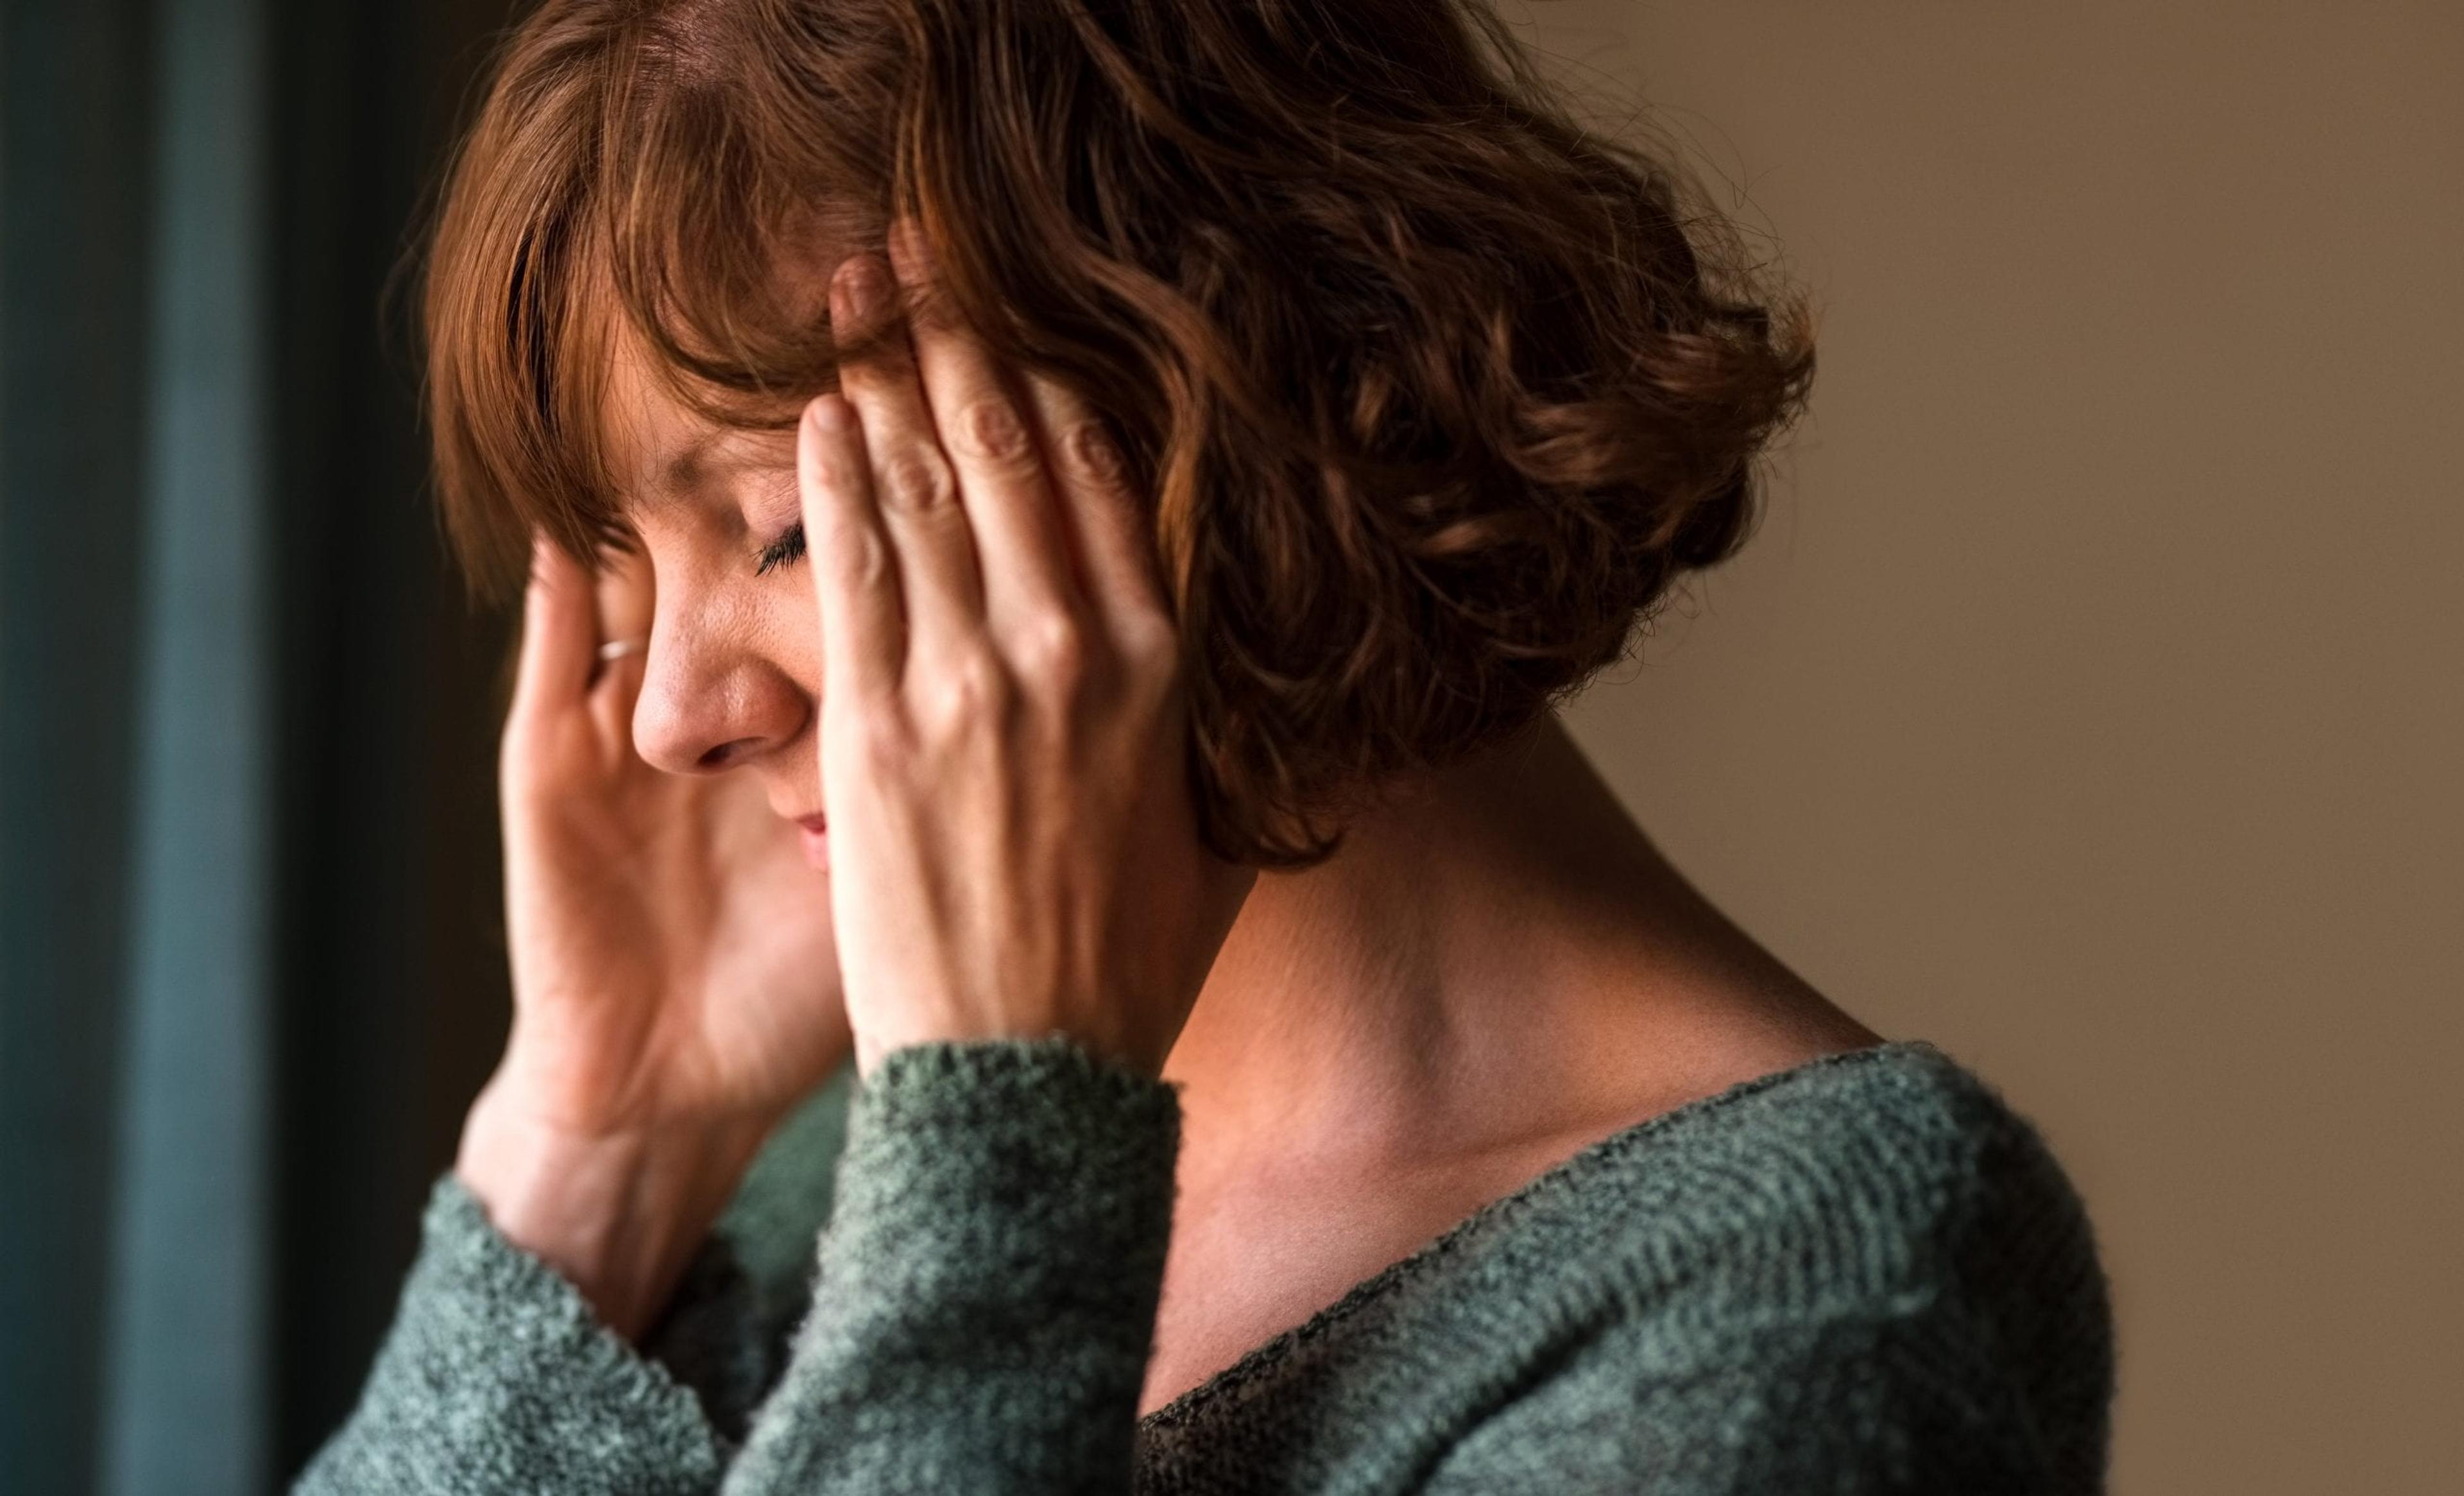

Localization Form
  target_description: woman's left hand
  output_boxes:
[800,226,1255,1079]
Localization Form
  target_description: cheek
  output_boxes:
[759,576,823,700]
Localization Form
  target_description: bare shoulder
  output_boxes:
[1546,958,1889,1156]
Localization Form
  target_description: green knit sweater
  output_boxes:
[295,1036,2113,1493]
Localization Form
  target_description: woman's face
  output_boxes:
[598,329,825,830]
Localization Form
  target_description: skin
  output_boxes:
[456,225,1882,1410]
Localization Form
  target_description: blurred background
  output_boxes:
[1,1,2456,1492]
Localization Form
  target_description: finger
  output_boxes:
[1020,369,1173,642]
[587,642,648,755]
[800,391,903,703]
[581,542,654,750]
[512,531,597,718]
[889,221,1083,642]
[581,534,647,671]
[830,251,982,665]
[590,542,654,661]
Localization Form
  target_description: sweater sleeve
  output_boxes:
[289,1041,1168,1496]
[721,1036,1183,1495]
[291,1067,850,1493]
[289,1174,732,1496]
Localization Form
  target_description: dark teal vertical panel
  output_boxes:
[99,0,272,1489]
[6,0,520,1485]
[0,3,157,1491]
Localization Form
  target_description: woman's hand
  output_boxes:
[456,536,851,1336]
[805,228,1254,1080]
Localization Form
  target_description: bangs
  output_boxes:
[422,56,624,598]
[421,10,891,597]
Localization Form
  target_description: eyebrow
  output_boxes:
[632,431,775,514]
[651,432,722,507]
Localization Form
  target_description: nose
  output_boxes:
[630,600,808,776]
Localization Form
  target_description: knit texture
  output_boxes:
[295,1036,2114,1495]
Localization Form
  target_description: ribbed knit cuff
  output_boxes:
[724,1036,1181,1492]
[832,1036,1182,1318]
[293,1174,726,1496]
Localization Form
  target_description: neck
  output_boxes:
[1163,713,1852,1176]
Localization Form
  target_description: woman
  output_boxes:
[303,1,2114,1491]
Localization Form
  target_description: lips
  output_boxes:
[794,813,829,872]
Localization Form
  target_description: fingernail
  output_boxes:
[891,219,935,279]
[806,393,851,433]
[833,255,884,323]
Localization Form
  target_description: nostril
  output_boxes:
[697,737,758,771]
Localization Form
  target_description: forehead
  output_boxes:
[595,314,798,517]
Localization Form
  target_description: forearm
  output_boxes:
[456,1062,774,1340]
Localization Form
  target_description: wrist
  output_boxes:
[454,1071,772,1340]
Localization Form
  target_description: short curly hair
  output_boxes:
[422,0,1815,867]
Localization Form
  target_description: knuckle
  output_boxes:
[1059,418,1128,494]
[920,648,1011,727]
[878,446,954,513]
[1115,612,1179,677]
[830,523,893,592]
[952,395,1034,467]
[1013,612,1088,688]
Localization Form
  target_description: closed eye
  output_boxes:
[755,521,807,576]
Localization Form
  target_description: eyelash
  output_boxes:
[754,522,807,576]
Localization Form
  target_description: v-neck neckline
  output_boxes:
[1134,1036,1937,1432]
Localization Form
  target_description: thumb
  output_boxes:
[511,532,597,722]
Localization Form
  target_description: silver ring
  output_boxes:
[596,637,648,663]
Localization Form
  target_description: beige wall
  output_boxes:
[1523,3,2463,1490]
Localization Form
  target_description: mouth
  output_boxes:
[792,812,829,872]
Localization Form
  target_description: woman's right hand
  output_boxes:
[455,534,850,1337]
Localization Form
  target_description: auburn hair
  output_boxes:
[422,0,1815,867]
